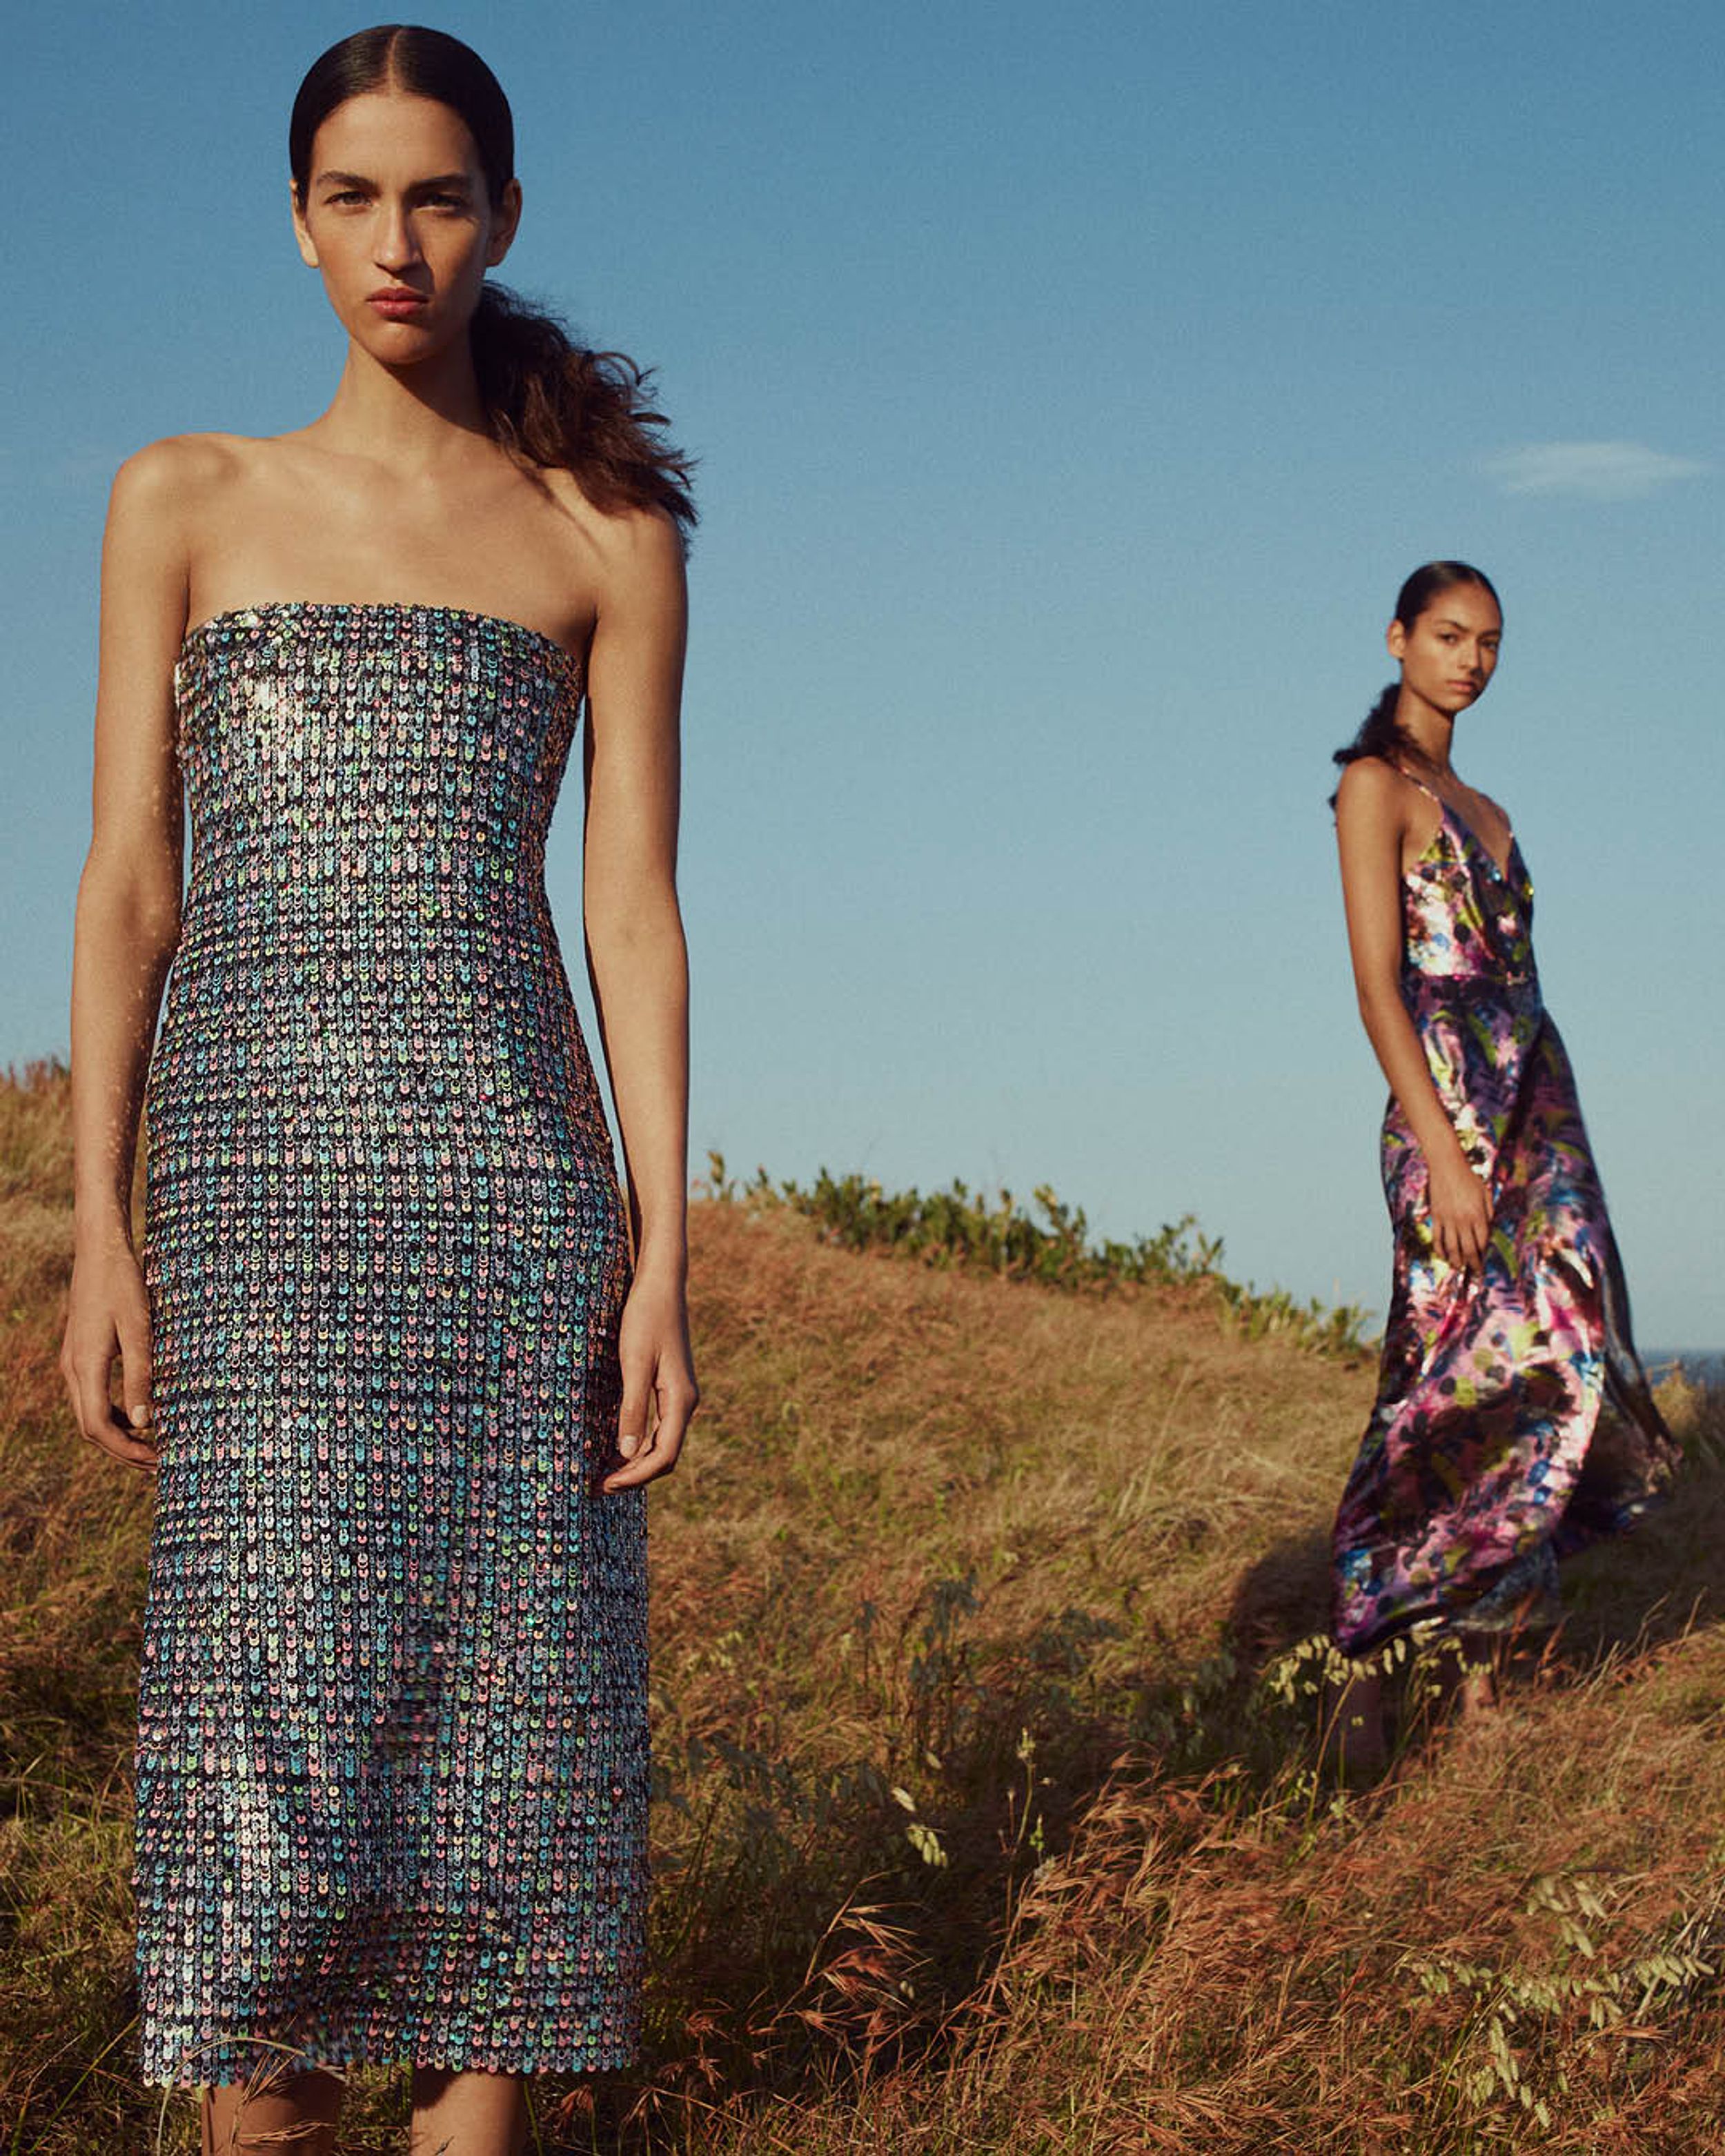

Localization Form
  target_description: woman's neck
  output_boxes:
[1394,691,1456,778]
[309,335,494,472]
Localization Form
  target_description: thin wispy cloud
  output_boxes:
[1481,439,1710,501]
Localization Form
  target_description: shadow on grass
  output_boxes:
[563,1441,1725,2150]
[24,1596,1206,2154]
[34,1453,1725,2154]
[1223,1446,1725,1686]
[558,1587,1146,2152]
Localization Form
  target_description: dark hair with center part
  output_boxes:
[1328,560,1501,804]
[290,24,696,540]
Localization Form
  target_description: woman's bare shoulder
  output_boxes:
[108,431,273,519]
[113,430,259,484]
[1334,755,1413,820]
[538,469,683,573]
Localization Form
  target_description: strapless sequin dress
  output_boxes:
[136,603,645,2084]
[1330,770,1677,1657]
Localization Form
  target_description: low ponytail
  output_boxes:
[1329,684,1412,806]
[471,284,696,540]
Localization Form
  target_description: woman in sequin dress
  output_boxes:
[1325,562,1674,1771]
[59,28,696,2153]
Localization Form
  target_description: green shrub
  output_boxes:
[703,1155,1372,1361]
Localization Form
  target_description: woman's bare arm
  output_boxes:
[60,442,195,1465]
[1334,757,1491,1272]
[579,506,697,1488]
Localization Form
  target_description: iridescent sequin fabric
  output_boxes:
[1330,769,1676,1656]
[137,602,644,2085]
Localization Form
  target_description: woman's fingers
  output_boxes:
[1430,1162,1492,1274]
[64,1341,159,1468]
[100,1414,161,1469]
[603,1276,698,1492]
[118,1310,155,1439]
[1466,1180,1492,1269]
[61,1251,160,1470]
[59,1343,91,1443]
[650,1374,698,1470]
[613,1358,652,1467]
[1445,1215,1484,1271]
[600,1363,698,1492]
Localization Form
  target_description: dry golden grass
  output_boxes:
[1,1060,1720,2153]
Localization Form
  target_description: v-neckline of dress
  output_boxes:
[1397,766,1519,886]
[1439,798,1521,888]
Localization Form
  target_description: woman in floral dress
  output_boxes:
[1326,561,1674,1767]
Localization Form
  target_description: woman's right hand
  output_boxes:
[1426,1149,1492,1272]
[60,1239,159,1470]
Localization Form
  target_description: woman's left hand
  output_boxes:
[600,1265,698,1491]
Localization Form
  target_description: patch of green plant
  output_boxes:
[702,1154,1372,1361]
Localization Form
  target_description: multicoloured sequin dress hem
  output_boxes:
[136,602,647,2086]
[1330,768,1676,1659]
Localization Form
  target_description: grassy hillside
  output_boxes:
[2,1060,1721,2153]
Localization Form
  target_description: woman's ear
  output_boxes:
[1386,617,1407,662]
[291,184,319,269]
[486,179,523,268]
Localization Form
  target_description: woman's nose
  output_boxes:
[375,206,421,272]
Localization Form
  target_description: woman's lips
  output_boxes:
[368,290,428,316]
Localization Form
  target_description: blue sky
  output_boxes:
[4,1,1722,1347]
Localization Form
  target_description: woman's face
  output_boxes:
[292,88,520,363]
[1387,582,1502,718]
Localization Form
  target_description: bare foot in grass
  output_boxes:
[1419,1632,1502,1733]
[1321,1667,1387,1783]
[1454,1653,1500,1720]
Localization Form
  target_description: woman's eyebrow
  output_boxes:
[313,170,475,190]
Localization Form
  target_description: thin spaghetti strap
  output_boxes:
[1389,759,1441,805]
